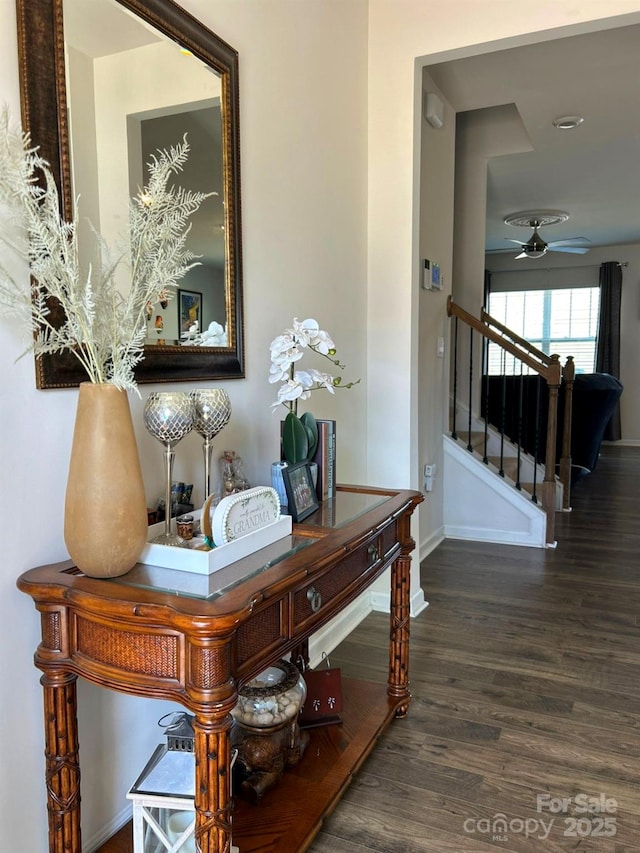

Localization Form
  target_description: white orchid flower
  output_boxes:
[270,332,299,357]
[291,369,316,389]
[292,318,335,354]
[270,333,303,369]
[271,378,312,409]
[180,320,228,347]
[291,318,318,347]
[269,316,359,414]
[305,369,336,393]
[310,331,335,355]
[201,321,227,345]
[269,362,290,383]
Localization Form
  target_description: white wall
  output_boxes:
[2,0,640,850]
[416,71,456,553]
[449,103,534,420]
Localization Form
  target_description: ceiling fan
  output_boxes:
[503,212,591,260]
[507,219,591,259]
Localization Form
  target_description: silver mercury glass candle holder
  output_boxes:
[189,389,232,500]
[144,391,195,546]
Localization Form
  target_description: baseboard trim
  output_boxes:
[86,805,131,853]
[419,526,445,564]
[602,439,640,447]
[370,588,429,617]
[444,523,545,548]
[308,591,372,667]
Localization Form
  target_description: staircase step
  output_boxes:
[486,456,539,495]
[487,455,519,480]
[453,430,486,451]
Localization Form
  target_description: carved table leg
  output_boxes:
[193,713,233,853]
[41,670,81,853]
[388,516,414,717]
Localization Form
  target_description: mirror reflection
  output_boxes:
[63,0,228,349]
[16,0,244,387]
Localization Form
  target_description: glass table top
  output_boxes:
[106,491,391,602]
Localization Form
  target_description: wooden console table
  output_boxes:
[18,485,422,853]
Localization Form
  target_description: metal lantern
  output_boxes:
[127,713,238,852]
[162,712,195,753]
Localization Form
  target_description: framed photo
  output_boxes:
[282,462,319,522]
[178,289,203,335]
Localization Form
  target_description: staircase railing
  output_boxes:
[447,296,575,545]
[481,307,575,511]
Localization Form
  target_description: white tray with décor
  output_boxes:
[139,486,292,575]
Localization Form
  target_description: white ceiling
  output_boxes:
[427,22,640,254]
[63,0,160,57]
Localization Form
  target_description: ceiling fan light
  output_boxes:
[525,248,547,258]
[552,115,584,130]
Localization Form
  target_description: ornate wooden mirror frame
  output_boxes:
[16,0,244,388]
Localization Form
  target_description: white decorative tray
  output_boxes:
[139,508,292,576]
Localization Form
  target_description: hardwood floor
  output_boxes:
[99,445,640,852]
[308,445,640,852]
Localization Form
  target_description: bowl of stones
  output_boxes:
[232,660,306,731]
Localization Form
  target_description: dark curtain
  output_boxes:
[483,269,491,309]
[595,261,623,441]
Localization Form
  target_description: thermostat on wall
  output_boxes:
[431,263,441,289]
[422,258,442,291]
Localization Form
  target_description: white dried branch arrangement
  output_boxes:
[0,107,211,390]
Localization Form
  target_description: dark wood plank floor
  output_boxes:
[100,445,640,852]
[309,445,640,852]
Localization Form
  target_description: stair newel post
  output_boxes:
[467,326,474,452]
[542,355,562,545]
[559,356,575,511]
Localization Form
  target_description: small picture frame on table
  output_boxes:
[178,289,203,335]
[282,462,319,522]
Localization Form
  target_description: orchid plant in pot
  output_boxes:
[0,108,211,577]
[269,317,360,469]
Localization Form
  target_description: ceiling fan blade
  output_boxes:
[514,251,529,259]
[549,245,590,254]
[505,238,527,245]
[547,237,591,247]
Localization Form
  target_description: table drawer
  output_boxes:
[292,526,398,632]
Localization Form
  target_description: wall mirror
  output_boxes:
[16,0,244,388]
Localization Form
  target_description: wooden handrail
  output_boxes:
[447,296,574,545]
[481,308,553,366]
[447,296,560,383]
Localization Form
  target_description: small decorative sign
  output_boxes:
[212,486,281,545]
[299,659,343,729]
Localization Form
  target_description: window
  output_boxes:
[486,286,600,375]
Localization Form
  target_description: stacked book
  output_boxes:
[312,419,336,501]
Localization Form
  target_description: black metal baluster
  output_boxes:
[522,366,531,458]
[499,348,506,476]
[482,339,489,464]
[451,317,458,440]
[467,327,474,452]
[509,355,518,444]
[515,361,523,490]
